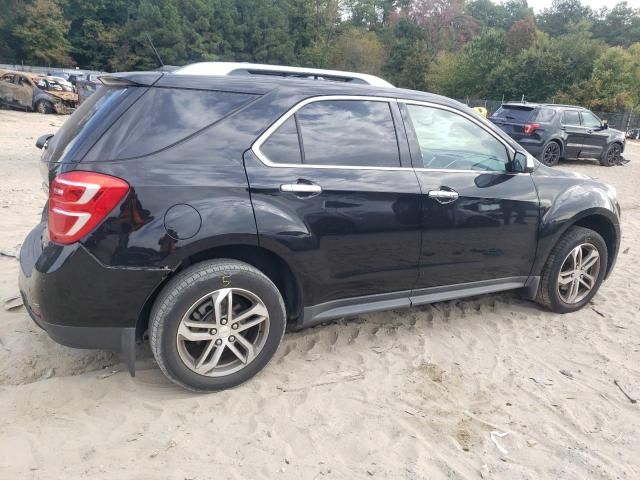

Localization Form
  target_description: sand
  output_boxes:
[0,108,638,479]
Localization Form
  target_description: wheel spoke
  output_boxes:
[212,288,232,324]
[234,303,268,330]
[559,270,574,286]
[195,340,216,369]
[580,273,595,289]
[234,333,256,363]
[182,320,217,329]
[177,326,212,342]
[581,250,599,270]
[227,341,247,364]
[199,344,225,374]
[568,278,580,302]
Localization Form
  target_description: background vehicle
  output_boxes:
[490,103,626,167]
[19,64,621,391]
[0,71,77,113]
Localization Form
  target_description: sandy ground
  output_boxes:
[0,108,639,479]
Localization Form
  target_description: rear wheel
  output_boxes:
[539,141,561,166]
[35,100,53,114]
[600,143,621,167]
[149,259,286,391]
[536,226,607,313]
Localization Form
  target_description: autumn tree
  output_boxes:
[506,16,536,55]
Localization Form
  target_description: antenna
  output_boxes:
[145,33,164,68]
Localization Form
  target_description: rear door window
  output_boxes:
[89,88,258,160]
[294,99,400,168]
[492,106,534,123]
[562,111,581,126]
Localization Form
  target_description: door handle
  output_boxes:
[427,189,459,204]
[280,183,322,194]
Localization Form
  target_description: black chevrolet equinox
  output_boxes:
[19,63,621,391]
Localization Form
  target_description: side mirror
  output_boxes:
[602,120,608,129]
[511,151,535,173]
[36,133,54,150]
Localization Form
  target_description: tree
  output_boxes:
[506,16,536,55]
[591,2,640,47]
[13,0,73,66]
[328,27,386,74]
[537,0,593,37]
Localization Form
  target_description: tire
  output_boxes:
[600,143,622,167]
[149,259,286,391]
[535,226,608,314]
[539,140,561,166]
[35,100,53,114]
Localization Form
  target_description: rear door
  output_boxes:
[560,110,585,158]
[244,96,423,307]
[400,101,540,290]
[579,110,608,159]
[0,73,19,106]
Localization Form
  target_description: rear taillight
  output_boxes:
[48,171,129,244]
[523,122,540,134]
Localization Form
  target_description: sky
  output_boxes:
[530,0,640,12]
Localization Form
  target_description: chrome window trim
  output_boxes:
[252,95,524,174]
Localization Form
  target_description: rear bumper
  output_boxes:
[18,223,169,374]
[516,139,545,157]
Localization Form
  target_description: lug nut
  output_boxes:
[229,336,236,342]
[220,319,227,325]
[215,339,223,346]
[231,323,238,330]
[210,328,217,335]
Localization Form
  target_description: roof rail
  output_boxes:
[173,62,394,88]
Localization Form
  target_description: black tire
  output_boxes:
[600,143,622,167]
[149,259,286,391]
[35,100,53,114]
[535,226,608,313]
[539,140,562,166]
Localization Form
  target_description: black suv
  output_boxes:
[490,103,626,167]
[19,65,621,391]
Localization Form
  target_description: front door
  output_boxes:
[245,97,423,307]
[579,110,608,159]
[400,101,540,289]
[561,110,585,158]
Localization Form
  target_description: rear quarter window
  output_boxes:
[87,88,257,160]
[534,109,556,122]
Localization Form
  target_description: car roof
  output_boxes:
[101,71,467,111]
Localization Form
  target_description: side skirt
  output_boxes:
[300,277,536,329]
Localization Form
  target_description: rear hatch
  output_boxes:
[489,105,536,140]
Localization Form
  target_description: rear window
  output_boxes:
[533,108,556,122]
[492,106,534,123]
[44,86,134,164]
[87,88,257,161]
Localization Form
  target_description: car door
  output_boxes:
[244,96,423,307]
[399,101,540,291]
[0,74,19,106]
[560,110,585,158]
[578,110,608,159]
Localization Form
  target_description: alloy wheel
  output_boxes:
[542,142,560,165]
[557,243,601,304]
[176,287,270,377]
[606,145,621,165]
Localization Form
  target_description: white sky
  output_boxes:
[530,0,640,12]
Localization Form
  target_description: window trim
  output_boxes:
[252,95,517,173]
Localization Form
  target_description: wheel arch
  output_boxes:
[571,213,618,276]
[136,244,304,340]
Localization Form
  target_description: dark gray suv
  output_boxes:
[490,103,626,167]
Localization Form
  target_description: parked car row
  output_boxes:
[489,103,627,167]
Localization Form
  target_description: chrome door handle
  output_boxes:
[280,183,322,194]
[428,189,459,204]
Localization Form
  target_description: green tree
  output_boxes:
[328,26,386,74]
[13,0,73,66]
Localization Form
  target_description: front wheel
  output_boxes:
[600,143,622,167]
[536,226,607,313]
[35,100,53,114]
[149,260,286,391]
